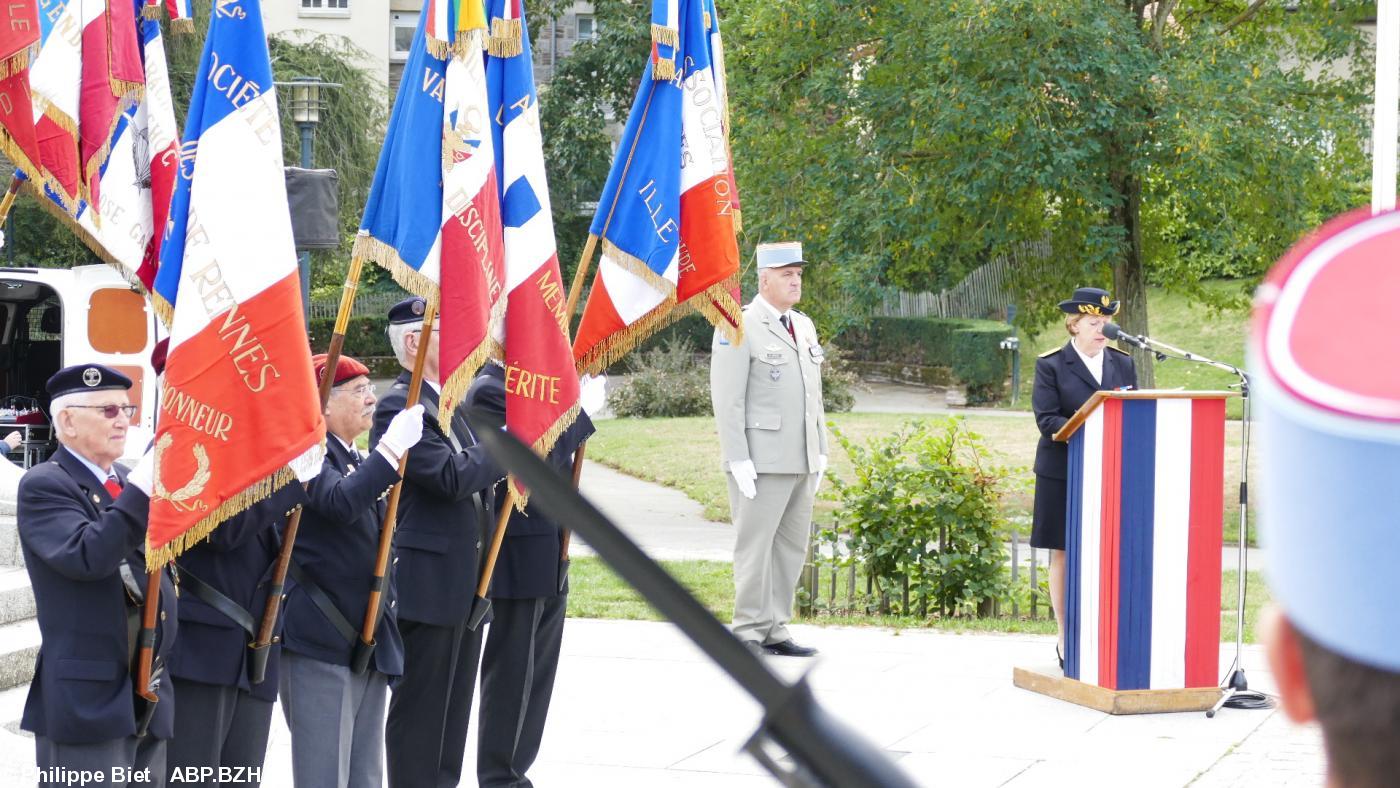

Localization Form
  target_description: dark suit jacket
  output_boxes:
[167,481,307,701]
[282,436,405,676]
[371,371,503,626]
[465,365,596,600]
[1032,341,1139,479]
[18,447,179,743]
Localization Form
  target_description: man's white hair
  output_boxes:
[388,321,423,369]
[48,391,98,446]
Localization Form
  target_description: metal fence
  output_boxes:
[798,529,1048,620]
[307,290,404,322]
[878,239,1051,321]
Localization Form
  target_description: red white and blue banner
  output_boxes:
[0,0,42,187]
[1064,396,1225,690]
[148,0,325,565]
[485,0,579,460]
[142,0,194,33]
[27,4,179,294]
[354,1,505,426]
[28,0,86,212]
[572,0,741,374]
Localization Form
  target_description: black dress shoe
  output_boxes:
[763,639,818,657]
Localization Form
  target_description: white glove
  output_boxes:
[817,454,828,474]
[0,228,7,250]
[579,374,608,417]
[127,449,155,495]
[289,446,324,484]
[729,459,757,500]
[376,404,425,463]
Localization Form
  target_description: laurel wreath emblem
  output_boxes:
[154,433,212,513]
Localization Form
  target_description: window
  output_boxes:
[576,15,596,41]
[301,0,349,9]
[391,12,419,62]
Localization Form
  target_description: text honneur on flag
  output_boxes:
[571,0,742,376]
[21,7,180,295]
[353,0,506,427]
[148,0,325,566]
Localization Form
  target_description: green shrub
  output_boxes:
[820,342,859,413]
[822,418,1011,617]
[950,325,1011,404]
[308,314,394,359]
[608,338,713,418]
[836,316,1012,403]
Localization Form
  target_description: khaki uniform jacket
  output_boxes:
[711,297,828,475]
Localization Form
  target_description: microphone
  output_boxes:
[1103,322,1147,349]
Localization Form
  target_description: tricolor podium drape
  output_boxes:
[1064,394,1226,691]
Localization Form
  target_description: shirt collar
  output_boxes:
[68,448,113,485]
[1072,341,1105,378]
[754,294,789,322]
[332,434,357,455]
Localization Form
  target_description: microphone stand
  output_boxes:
[1116,331,1274,717]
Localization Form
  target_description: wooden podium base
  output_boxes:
[1013,666,1223,715]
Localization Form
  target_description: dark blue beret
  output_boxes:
[47,364,132,399]
[388,296,427,325]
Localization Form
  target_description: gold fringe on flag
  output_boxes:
[19,179,151,296]
[0,46,32,80]
[599,238,676,295]
[488,17,522,58]
[171,17,194,34]
[508,399,584,511]
[426,36,451,60]
[449,28,488,60]
[152,291,174,328]
[691,275,744,345]
[110,78,146,102]
[651,23,679,47]
[141,3,162,20]
[147,465,302,568]
[350,231,441,304]
[651,23,678,81]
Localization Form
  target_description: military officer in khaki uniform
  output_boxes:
[711,241,827,657]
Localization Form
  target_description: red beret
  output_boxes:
[150,337,169,376]
[312,353,371,387]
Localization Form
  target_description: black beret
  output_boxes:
[1058,286,1120,317]
[47,364,132,399]
[388,296,427,325]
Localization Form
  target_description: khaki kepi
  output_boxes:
[755,241,807,269]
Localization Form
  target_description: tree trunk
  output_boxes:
[1110,173,1155,388]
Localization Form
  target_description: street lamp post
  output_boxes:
[282,75,334,325]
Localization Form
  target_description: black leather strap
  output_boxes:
[119,560,144,603]
[287,561,359,644]
[176,563,257,638]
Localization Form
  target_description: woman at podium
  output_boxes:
[1031,287,1137,669]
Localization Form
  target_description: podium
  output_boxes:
[1014,390,1234,714]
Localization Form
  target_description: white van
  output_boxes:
[0,264,157,470]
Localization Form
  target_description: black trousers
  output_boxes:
[166,678,274,787]
[385,616,484,788]
[477,595,567,788]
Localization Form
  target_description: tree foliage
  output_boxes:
[724,0,1372,383]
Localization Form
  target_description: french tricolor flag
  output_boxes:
[1064,397,1225,690]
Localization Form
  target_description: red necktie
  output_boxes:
[104,474,122,499]
[781,314,797,343]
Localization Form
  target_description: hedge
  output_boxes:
[837,317,1013,403]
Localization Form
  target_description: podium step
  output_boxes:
[1013,665,1222,714]
[0,618,38,691]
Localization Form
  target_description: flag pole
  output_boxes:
[133,568,161,735]
[247,255,366,684]
[0,174,23,226]
[1374,0,1399,213]
[351,296,437,674]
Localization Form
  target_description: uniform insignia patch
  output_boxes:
[770,366,781,381]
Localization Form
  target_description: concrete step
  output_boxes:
[0,569,34,628]
[0,511,19,568]
[0,618,39,691]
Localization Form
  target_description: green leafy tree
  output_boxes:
[725,0,1372,384]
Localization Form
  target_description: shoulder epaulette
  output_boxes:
[1038,347,1061,358]
[1107,345,1131,356]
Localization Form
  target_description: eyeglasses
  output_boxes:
[69,404,138,420]
[334,382,376,398]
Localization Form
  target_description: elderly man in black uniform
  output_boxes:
[162,338,310,787]
[375,296,505,788]
[279,353,424,788]
[18,365,176,787]
[466,361,595,788]
[1031,287,1138,669]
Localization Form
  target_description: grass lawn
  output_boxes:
[588,412,1257,544]
[567,557,1271,644]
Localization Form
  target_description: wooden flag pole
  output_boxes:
[0,174,24,227]
[555,233,601,563]
[248,256,366,684]
[133,569,162,707]
[350,297,437,674]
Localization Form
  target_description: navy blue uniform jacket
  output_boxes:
[371,371,503,626]
[18,447,179,743]
[1032,341,1138,480]
[464,365,595,599]
[167,481,307,701]
[282,436,404,676]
